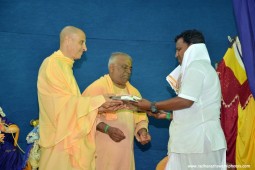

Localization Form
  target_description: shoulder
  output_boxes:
[40,53,60,71]
[83,76,108,95]
[187,60,213,73]
[89,75,107,87]
[189,60,210,68]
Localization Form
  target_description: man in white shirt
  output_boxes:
[134,29,227,170]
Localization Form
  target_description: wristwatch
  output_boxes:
[150,102,158,113]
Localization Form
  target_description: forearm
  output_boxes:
[155,97,193,111]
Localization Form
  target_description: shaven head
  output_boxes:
[59,26,87,60]
[60,26,82,44]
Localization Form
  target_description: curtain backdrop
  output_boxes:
[232,0,255,97]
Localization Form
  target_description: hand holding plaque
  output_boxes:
[110,95,142,112]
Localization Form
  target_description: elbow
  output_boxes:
[183,99,194,108]
[176,97,194,109]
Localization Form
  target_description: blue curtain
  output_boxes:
[232,0,255,97]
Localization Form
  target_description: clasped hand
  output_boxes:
[137,128,151,145]
[107,126,126,142]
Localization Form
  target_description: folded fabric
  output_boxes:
[166,65,181,94]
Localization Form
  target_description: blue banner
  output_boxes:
[232,0,255,97]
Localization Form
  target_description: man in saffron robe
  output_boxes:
[37,26,124,170]
[82,52,151,170]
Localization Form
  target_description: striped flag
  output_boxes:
[216,38,253,166]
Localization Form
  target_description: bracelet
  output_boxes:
[166,112,171,120]
[104,124,110,133]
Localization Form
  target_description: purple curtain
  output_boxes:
[232,0,255,97]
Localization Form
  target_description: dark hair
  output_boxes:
[174,29,205,45]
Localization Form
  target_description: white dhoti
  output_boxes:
[165,137,226,170]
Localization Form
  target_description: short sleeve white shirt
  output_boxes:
[168,61,226,154]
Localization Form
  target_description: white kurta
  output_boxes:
[168,61,226,154]
[166,44,226,170]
